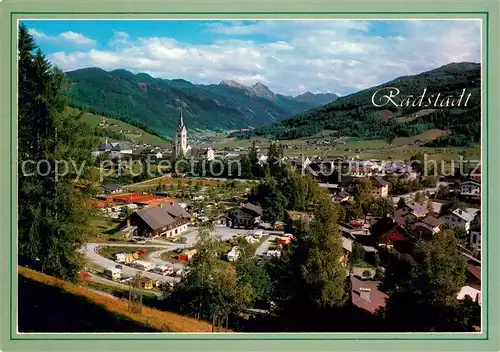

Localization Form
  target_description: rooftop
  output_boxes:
[420,215,443,228]
[134,206,176,231]
[241,203,263,216]
[405,202,429,215]
[370,176,390,187]
[350,275,388,314]
[451,208,475,222]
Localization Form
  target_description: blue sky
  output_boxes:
[21,20,481,96]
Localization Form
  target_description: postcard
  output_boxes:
[1,1,499,351]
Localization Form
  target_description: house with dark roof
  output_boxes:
[110,142,134,158]
[413,215,443,234]
[332,190,352,203]
[394,202,429,226]
[101,184,123,195]
[459,180,480,198]
[98,138,114,152]
[225,203,263,229]
[370,177,390,198]
[410,224,434,240]
[129,203,192,237]
[190,147,215,161]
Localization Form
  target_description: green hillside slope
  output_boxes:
[69,107,171,147]
[251,62,480,146]
[65,68,322,138]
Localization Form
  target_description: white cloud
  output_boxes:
[58,31,96,45]
[46,20,480,95]
[29,28,96,46]
[29,28,49,40]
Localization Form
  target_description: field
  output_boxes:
[18,266,224,332]
[66,107,171,147]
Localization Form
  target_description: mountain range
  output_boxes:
[250,62,480,146]
[65,68,338,137]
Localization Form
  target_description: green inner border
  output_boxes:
[8,11,489,342]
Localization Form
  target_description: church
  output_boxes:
[173,109,214,161]
[174,109,189,157]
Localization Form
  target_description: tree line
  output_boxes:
[18,24,97,281]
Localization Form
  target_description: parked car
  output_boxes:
[115,264,123,270]
[174,247,184,254]
[119,276,132,283]
[153,265,174,276]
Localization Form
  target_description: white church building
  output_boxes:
[174,109,190,157]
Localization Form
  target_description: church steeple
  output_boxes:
[174,108,188,158]
[178,108,184,128]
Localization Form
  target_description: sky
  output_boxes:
[21,19,481,96]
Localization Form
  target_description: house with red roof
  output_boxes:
[379,225,408,246]
[350,275,388,314]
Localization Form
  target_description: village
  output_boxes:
[80,110,482,319]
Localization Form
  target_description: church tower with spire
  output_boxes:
[174,109,188,157]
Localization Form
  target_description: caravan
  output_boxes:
[130,260,154,271]
[104,267,121,281]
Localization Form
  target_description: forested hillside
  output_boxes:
[65,68,325,137]
[249,62,480,146]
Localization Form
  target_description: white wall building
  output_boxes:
[441,208,475,232]
[174,109,188,157]
[459,180,481,197]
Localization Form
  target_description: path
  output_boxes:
[81,243,180,284]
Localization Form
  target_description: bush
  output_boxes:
[374,267,385,280]
[349,243,365,265]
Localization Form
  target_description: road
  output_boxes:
[87,273,162,297]
[82,225,275,282]
[81,243,180,284]
[391,182,448,205]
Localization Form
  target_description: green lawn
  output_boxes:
[160,248,196,264]
[98,246,163,261]
[88,217,131,244]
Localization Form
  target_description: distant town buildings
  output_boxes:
[92,138,133,158]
